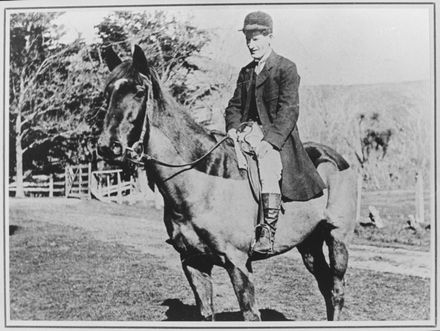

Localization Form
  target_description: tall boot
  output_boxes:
[252,193,281,255]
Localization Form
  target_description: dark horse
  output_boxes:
[97,45,357,321]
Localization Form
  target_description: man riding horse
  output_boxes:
[226,11,326,255]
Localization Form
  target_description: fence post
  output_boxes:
[79,166,83,197]
[65,167,68,197]
[49,174,54,198]
[117,171,122,204]
[356,174,362,223]
[106,175,110,198]
[415,171,424,224]
[87,163,92,200]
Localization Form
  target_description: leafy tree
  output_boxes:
[95,10,210,98]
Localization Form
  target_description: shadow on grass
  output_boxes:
[9,225,21,236]
[162,299,289,321]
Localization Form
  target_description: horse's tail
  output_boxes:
[303,142,350,171]
[304,142,357,238]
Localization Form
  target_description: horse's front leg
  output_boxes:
[181,255,215,321]
[224,256,261,321]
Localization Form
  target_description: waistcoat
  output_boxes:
[247,69,261,124]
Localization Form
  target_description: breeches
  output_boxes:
[257,148,282,194]
[243,123,283,194]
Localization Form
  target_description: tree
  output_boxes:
[9,12,95,196]
[95,10,210,99]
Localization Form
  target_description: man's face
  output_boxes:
[245,31,272,60]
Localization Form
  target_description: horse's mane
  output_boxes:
[104,60,142,93]
[146,69,244,180]
[108,60,243,180]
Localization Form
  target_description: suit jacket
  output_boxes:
[225,51,325,201]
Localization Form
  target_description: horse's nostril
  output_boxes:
[111,141,123,156]
[97,145,109,158]
[97,141,122,159]
[132,141,144,156]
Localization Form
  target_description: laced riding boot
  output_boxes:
[252,193,281,255]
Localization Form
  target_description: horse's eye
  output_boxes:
[134,86,145,99]
[127,111,137,124]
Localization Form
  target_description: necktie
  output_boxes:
[255,60,265,75]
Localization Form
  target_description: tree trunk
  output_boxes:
[15,111,25,198]
[415,171,424,224]
[14,72,27,198]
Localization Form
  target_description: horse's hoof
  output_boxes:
[243,311,261,321]
[200,314,214,321]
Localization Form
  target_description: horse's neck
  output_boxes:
[145,109,243,207]
[145,127,205,207]
[149,105,215,164]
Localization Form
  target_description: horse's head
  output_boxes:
[97,45,154,164]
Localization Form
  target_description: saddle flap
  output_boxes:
[239,149,265,228]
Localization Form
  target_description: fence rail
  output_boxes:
[90,169,136,203]
[9,174,65,197]
[8,164,138,204]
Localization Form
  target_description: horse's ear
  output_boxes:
[132,44,149,76]
[103,46,122,71]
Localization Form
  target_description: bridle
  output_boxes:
[121,74,229,170]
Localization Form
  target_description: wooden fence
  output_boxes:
[89,169,136,203]
[9,165,137,204]
[9,173,66,197]
[65,164,92,199]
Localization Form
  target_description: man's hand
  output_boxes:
[255,140,273,158]
[227,128,238,141]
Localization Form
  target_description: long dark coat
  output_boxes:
[225,51,326,201]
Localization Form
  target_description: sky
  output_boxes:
[56,4,432,86]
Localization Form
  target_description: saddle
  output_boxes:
[210,125,262,207]
[211,123,275,227]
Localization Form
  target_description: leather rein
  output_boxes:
[122,75,229,170]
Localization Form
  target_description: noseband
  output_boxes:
[122,74,229,170]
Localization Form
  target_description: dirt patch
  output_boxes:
[8,198,432,278]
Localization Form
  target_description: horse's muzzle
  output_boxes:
[97,141,124,160]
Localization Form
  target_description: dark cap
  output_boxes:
[240,11,273,33]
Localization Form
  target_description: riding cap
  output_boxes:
[240,11,273,33]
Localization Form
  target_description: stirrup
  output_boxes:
[250,224,274,255]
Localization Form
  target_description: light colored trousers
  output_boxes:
[238,123,282,194]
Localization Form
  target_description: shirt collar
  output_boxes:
[255,48,272,65]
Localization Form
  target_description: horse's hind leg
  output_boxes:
[298,234,335,320]
[298,226,349,321]
[224,258,260,321]
[324,229,349,321]
[181,255,214,321]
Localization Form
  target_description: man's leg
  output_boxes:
[252,148,282,254]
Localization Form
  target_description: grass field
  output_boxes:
[8,192,432,322]
[355,190,432,250]
[9,219,430,321]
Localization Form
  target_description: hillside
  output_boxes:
[183,55,432,189]
[298,80,432,189]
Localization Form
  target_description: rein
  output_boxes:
[122,74,230,169]
[125,136,229,169]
